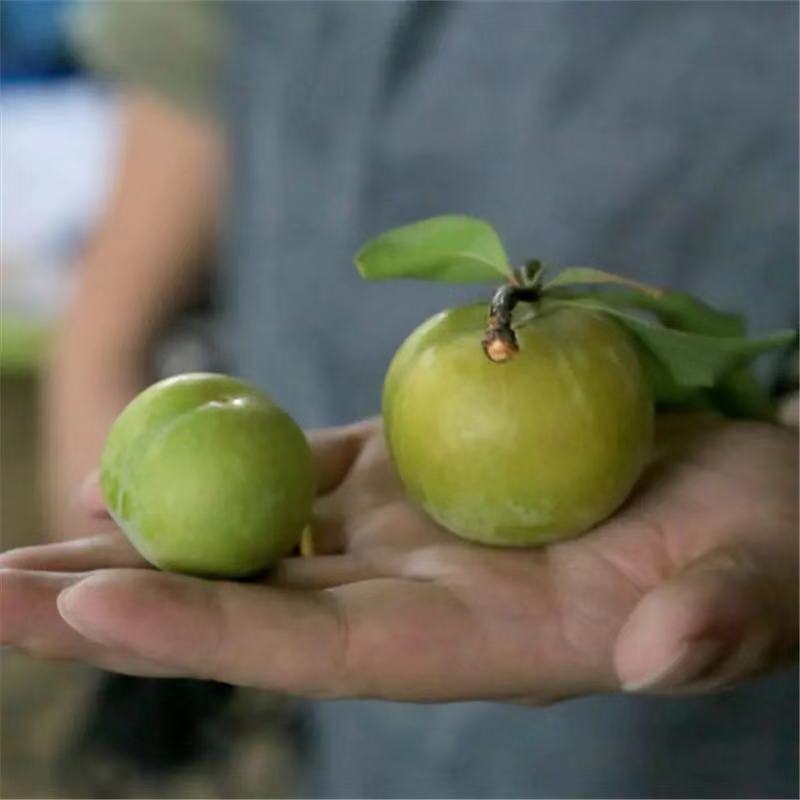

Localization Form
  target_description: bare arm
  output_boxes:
[43,90,222,539]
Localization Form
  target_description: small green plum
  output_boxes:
[100,373,314,577]
[383,304,653,546]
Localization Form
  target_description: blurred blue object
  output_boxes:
[0,0,79,83]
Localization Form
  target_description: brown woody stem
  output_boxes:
[481,283,540,363]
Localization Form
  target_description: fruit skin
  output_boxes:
[100,373,314,577]
[383,304,653,547]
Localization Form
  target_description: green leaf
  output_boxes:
[620,336,711,409]
[586,289,746,336]
[355,215,511,283]
[628,338,714,410]
[548,286,789,419]
[712,367,777,421]
[545,267,664,297]
[555,297,797,389]
[612,292,777,418]
[569,290,781,417]
[608,313,794,388]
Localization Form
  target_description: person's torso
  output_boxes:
[222,3,798,797]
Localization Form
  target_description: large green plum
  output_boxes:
[100,373,314,577]
[383,304,653,546]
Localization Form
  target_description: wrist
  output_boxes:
[49,310,153,384]
[60,323,150,365]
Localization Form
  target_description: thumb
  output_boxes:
[614,545,795,694]
[78,470,111,519]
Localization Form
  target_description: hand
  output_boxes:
[1,415,796,702]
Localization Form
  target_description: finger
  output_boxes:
[307,503,349,555]
[0,569,83,646]
[54,567,499,699]
[307,418,379,495]
[303,508,351,555]
[614,545,794,694]
[0,569,179,677]
[311,497,455,559]
[55,568,356,695]
[0,532,147,572]
[272,553,395,590]
[54,561,615,701]
[79,470,112,519]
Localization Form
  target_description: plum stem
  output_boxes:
[481,266,543,363]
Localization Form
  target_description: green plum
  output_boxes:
[383,303,653,546]
[100,373,314,577]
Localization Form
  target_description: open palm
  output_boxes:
[1,414,796,702]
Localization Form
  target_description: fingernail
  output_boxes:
[623,638,726,692]
[56,581,111,644]
[56,583,82,624]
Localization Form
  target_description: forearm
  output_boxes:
[43,91,222,538]
[61,90,219,350]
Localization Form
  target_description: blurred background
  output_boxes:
[1,2,300,796]
[2,2,797,798]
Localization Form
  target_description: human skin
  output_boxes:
[0,413,796,701]
[42,91,221,541]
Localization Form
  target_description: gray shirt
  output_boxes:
[224,3,797,797]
